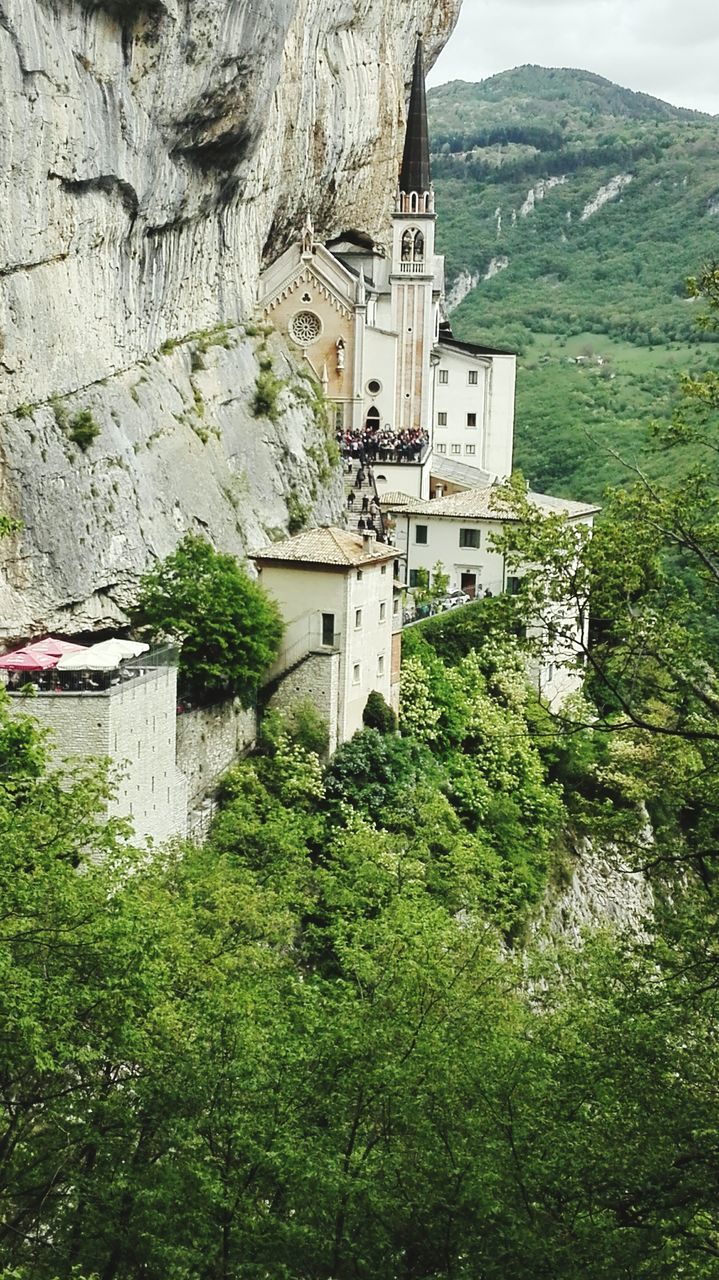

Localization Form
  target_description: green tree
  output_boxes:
[131,533,283,702]
[362,689,397,733]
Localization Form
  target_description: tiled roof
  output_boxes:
[384,486,599,521]
[377,490,416,506]
[252,525,397,568]
[430,454,493,488]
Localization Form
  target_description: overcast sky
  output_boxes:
[427,0,719,116]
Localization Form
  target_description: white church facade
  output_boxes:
[257,42,516,501]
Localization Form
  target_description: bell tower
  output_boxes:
[391,39,437,445]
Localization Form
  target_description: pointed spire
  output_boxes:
[399,38,431,196]
[301,210,314,256]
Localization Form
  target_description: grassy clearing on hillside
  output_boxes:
[513,334,719,499]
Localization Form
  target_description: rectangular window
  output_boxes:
[467,412,477,428]
[468,369,479,385]
[377,655,385,677]
[322,612,335,646]
[437,411,447,426]
[381,564,387,575]
[507,576,521,595]
[356,569,363,581]
[352,663,360,683]
[355,608,362,628]
[379,602,387,621]
[459,527,480,549]
[393,596,400,614]
[438,369,449,384]
[435,443,446,454]
[451,444,461,455]
[409,569,421,588]
[415,524,428,545]
[465,444,476,456]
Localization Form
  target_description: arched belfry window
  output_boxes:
[401,230,413,262]
[413,230,424,262]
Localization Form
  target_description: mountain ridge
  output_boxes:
[427,66,719,500]
[430,64,712,123]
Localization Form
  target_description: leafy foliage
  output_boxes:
[362,689,398,733]
[5,676,719,1278]
[67,408,101,450]
[428,67,719,500]
[131,533,283,702]
[261,698,330,757]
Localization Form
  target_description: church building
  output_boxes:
[255,39,593,719]
[257,41,516,501]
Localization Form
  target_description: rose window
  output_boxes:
[290,310,322,346]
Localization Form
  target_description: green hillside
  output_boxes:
[428,66,719,500]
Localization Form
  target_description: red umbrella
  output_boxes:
[27,638,87,659]
[0,647,58,671]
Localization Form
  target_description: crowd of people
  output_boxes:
[345,470,393,544]
[339,424,429,464]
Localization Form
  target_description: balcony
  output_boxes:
[3,645,177,698]
[341,434,430,468]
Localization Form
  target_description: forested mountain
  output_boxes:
[428,66,719,499]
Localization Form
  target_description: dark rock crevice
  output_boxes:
[48,172,140,223]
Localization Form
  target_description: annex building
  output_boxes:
[253,526,402,752]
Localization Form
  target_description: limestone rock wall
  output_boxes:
[538,839,654,944]
[0,0,459,405]
[0,0,461,632]
[0,329,344,635]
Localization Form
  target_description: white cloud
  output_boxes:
[427,0,719,115]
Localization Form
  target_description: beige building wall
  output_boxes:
[258,555,396,745]
[265,280,355,403]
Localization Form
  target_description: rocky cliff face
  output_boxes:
[0,0,461,634]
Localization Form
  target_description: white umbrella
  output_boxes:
[56,639,149,671]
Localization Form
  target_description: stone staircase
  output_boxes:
[341,457,387,539]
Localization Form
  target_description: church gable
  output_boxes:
[259,234,357,322]
[261,264,353,324]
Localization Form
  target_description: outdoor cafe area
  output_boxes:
[0,637,150,695]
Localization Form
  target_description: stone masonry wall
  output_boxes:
[14,686,112,765]
[268,650,341,755]
[175,697,257,807]
[9,665,186,846]
[108,666,186,845]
